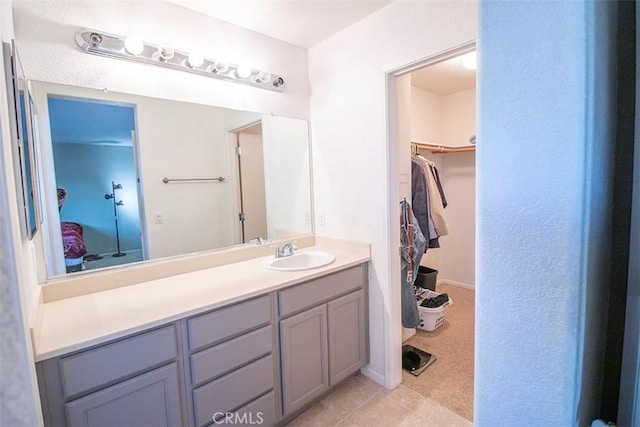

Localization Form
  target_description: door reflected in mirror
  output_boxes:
[50,96,142,272]
[31,81,313,279]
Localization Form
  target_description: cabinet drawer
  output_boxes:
[278,265,365,317]
[192,355,274,427]
[190,325,272,387]
[188,295,271,352]
[216,391,277,427]
[59,325,178,399]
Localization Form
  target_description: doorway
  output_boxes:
[232,122,268,243]
[388,42,477,421]
[47,96,145,273]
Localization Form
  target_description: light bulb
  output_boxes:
[153,45,174,62]
[206,61,229,74]
[462,51,477,70]
[187,52,204,68]
[124,36,144,55]
[235,65,253,79]
[253,71,271,84]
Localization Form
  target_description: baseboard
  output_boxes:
[437,279,475,290]
[360,366,386,388]
[402,326,416,342]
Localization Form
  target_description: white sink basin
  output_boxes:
[262,250,336,271]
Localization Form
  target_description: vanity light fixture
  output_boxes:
[75,28,285,92]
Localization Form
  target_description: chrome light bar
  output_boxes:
[75,29,285,92]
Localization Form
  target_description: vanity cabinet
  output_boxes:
[184,294,278,427]
[36,263,368,427]
[278,265,368,417]
[36,324,185,426]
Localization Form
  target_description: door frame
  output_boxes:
[229,120,263,244]
[383,41,476,388]
[38,92,145,275]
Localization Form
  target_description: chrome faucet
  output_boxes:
[252,236,266,245]
[275,242,297,258]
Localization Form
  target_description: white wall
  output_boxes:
[441,88,475,147]
[477,1,615,424]
[135,97,241,258]
[438,152,475,287]
[412,86,476,287]
[261,115,311,239]
[0,0,43,424]
[309,1,477,387]
[410,86,441,144]
[411,86,476,147]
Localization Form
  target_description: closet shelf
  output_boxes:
[412,142,476,154]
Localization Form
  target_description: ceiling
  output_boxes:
[411,53,476,96]
[164,0,474,95]
[49,98,135,146]
[164,0,394,48]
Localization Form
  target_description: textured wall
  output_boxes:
[1,2,42,424]
[0,152,41,427]
[477,1,615,424]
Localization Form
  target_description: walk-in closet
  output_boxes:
[398,48,477,422]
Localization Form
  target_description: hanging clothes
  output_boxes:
[416,155,449,237]
[411,157,439,248]
[400,199,426,328]
[428,163,447,208]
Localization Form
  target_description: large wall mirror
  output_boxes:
[32,81,313,279]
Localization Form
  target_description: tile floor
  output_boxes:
[285,374,472,426]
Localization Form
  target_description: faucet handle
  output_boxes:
[282,242,297,256]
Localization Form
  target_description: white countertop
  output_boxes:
[31,241,370,361]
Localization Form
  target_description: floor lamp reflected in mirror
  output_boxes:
[104,181,126,257]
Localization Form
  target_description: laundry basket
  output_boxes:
[416,290,453,332]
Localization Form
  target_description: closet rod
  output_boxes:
[412,142,476,154]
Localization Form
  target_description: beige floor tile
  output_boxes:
[385,385,472,427]
[286,375,383,427]
[340,392,413,426]
[319,374,382,415]
[285,401,347,427]
[286,374,472,427]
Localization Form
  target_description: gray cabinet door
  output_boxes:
[279,305,329,415]
[327,290,367,385]
[65,363,183,427]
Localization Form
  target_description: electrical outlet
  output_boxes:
[154,212,163,224]
[304,211,311,225]
[319,211,327,227]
